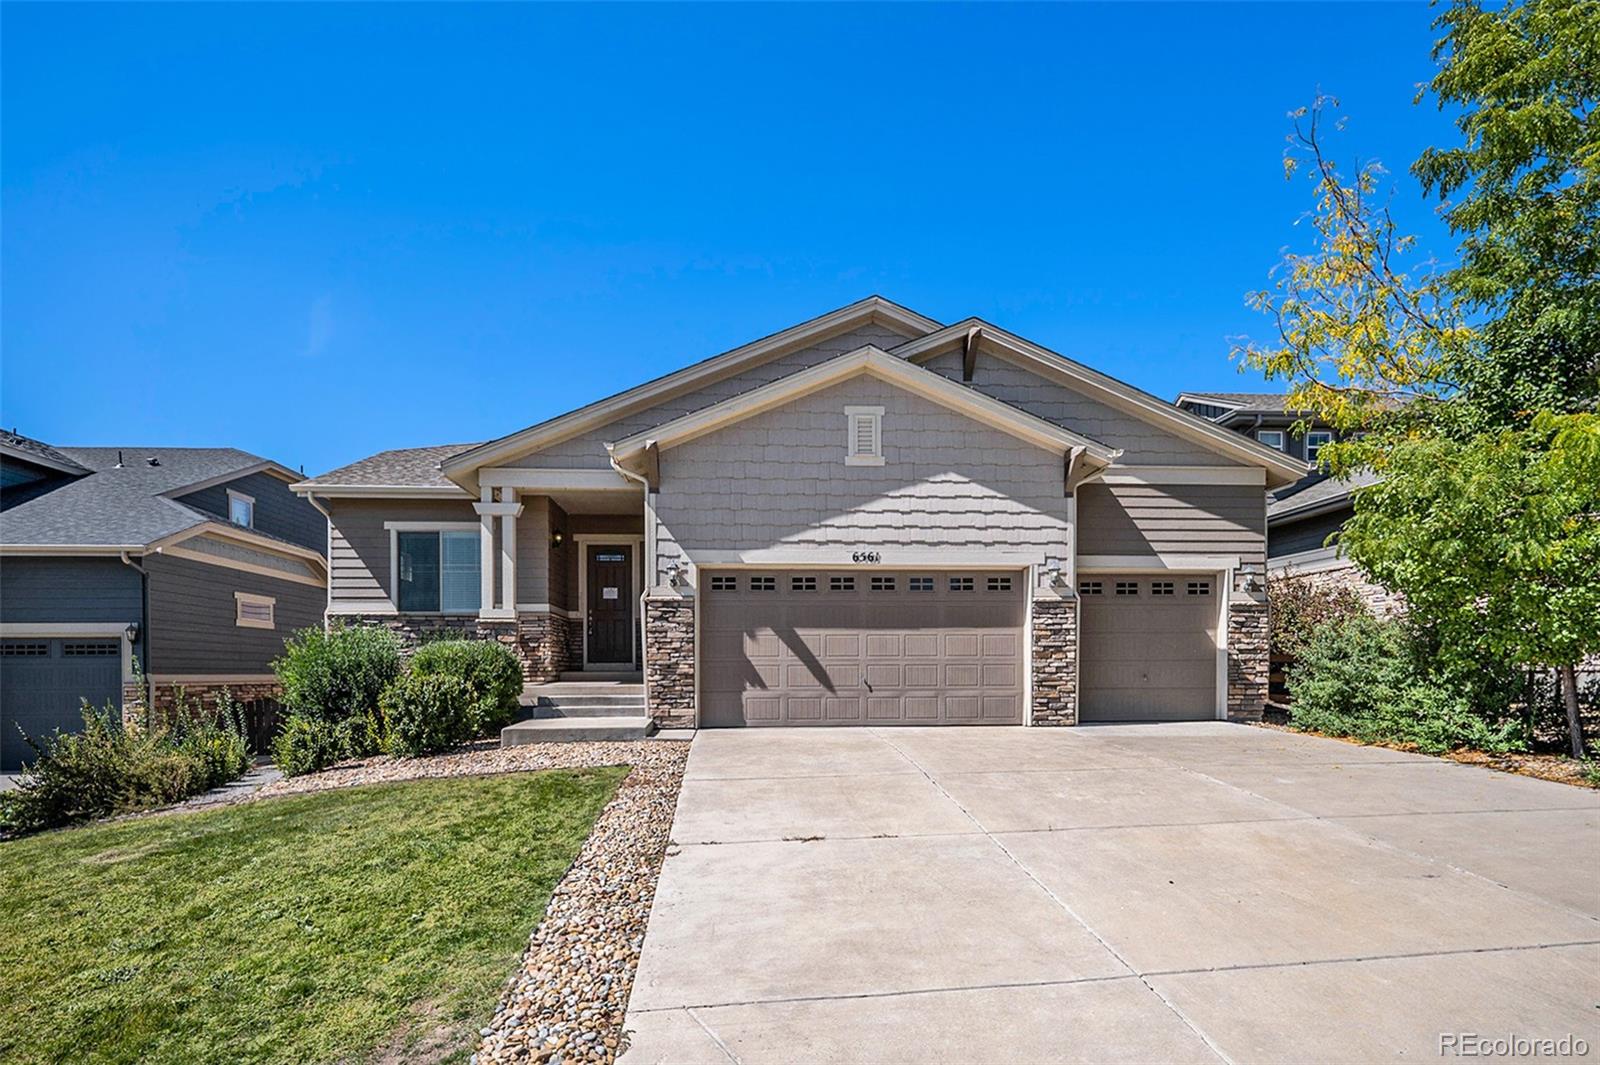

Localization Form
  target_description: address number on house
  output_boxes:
[851,551,882,564]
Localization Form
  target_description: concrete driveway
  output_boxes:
[621,722,1600,1064]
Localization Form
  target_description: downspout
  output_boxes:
[607,447,654,677]
[301,493,334,630]
[119,550,149,688]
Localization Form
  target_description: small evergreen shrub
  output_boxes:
[272,625,402,724]
[408,639,523,735]
[380,673,474,757]
[270,714,349,778]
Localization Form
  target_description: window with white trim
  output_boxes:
[1305,430,1334,465]
[844,405,884,466]
[397,529,482,613]
[235,592,276,629]
[1256,429,1286,451]
[227,489,255,528]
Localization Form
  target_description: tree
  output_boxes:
[1338,413,1600,756]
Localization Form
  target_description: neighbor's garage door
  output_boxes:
[700,569,1025,727]
[0,637,122,770]
[1079,574,1218,722]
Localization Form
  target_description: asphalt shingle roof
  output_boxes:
[1181,392,1304,414]
[1268,467,1382,520]
[296,444,481,489]
[0,429,91,474]
[1,445,279,548]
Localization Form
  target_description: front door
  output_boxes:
[587,545,633,665]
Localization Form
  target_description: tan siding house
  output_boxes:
[295,297,1304,730]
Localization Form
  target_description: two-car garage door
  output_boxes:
[700,569,1025,727]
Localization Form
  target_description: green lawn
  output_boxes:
[0,768,626,1064]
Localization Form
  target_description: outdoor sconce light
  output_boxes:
[124,622,140,643]
[1045,566,1064,587]
[666,562,683,588]
[551,529,565,549]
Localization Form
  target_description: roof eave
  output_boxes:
[288,482,471,499]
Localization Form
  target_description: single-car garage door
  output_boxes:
[1079,574,1218,722]
[700,569,1025,727]
[1,637,122,770]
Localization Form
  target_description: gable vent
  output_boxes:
[844,406,884,466]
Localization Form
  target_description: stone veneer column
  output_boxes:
[643,593,695,729]
[1030,595,1078,726]
[1226,601,1270,721]
[513,611,571,684]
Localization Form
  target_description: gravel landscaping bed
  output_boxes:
[253,740,691,1064]
[1254,722,1599,788]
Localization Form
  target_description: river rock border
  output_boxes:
[252,740,690,1064]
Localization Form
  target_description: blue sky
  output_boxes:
[2,3,1457,477]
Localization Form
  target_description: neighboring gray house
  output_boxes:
[1175,392,1397,613]
[294,298,1304,730]
[0,432,328,769]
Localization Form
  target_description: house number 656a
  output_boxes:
[851,551,882,563]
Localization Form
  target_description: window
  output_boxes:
[1115,580,1139,596]
[227,489,255,528]
[987,575,1012,592]
[750,575,776,591]
[844,405,884,466]
[710,575,737,592]
[234,592,276,629]
[829,575,855,592]
[1079,580,1103,596]
[949,576,975,592]
[1256,429,1286,451]
[870,575,896,592]
[1186,580,1212,596]
[397,529,482,613]
[791,575,817,592]
[1305,430,1334,465]
[1151,580,1175,596]
[1,641,49,656]
[909,576,934,592]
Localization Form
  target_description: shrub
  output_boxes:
[0,697,254,837]
[408,639,523,735]
[1267,576,1370,660]
[1288,615,1524,754]
[380,673,474,757]
[272,625,402,724]
[270,714,349,778]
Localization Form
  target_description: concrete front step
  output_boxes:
[526,682,645,698]
[501,716,652,744]
[524,700,646,719]
[558,670,643,683]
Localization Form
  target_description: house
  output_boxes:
[1175,392,1398,614]
[293,298,1305,731]
[0,432,328,769]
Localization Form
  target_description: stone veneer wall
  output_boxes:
[1272,560,1404,618]
[332,612,568,684]
[1226,601,1270,722]
[1030,596,1078,726]
[643,594,695,729]
[515,611,571,683]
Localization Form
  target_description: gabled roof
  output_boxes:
[440,296,942,487]
[609,346,1119,472]
[894,322,1309,487]
[1175,391,1300,413]
[293,444,480,496]
[0,445,300,551]
[0,430,92,477]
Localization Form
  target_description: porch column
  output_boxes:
[478,486,496,612]
[500,487,517,615]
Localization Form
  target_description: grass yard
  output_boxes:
[0,767,627,1064]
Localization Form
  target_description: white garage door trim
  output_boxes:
[1076,558,1233,720]
[0,623,136,693]
[693,564,1033,729]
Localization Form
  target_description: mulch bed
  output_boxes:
[253,739,692,1064]
[1252,722,1598,789]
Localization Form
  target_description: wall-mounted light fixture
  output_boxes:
[124,621,140,644]
[1044,566,1064,588]
[551,529,565,549]
[665,562,683,588]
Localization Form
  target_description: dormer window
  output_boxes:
[1256,429,1285,451]
[227,489,255,528]
[844,406,884,466]
[1305,430,1333,466]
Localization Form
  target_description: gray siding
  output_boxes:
[175,470,326,553]
[1269,507,1350,559]
[145,554,325,674]
[1077,483,1266,566]
[516,496,568,609]
[652,375,1071,584]
[326,497,479,611]
[923,348,1237,466]
[0,556,146,665]
[512,324,919,469]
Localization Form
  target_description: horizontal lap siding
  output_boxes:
[1077,483,1265,564]
[0,557,146,664]
[326,498,479,611]
[145,554,326,674]
[653,376,1070,582]
[1269,507,1349,558]
[921,349,1237,467]
[174,471,326,554]
[511,324,919,469]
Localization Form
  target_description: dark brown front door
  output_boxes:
[587,545,633,665]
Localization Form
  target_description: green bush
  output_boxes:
[1288,615,1524,754]
[1267,575,1371,660]
[380,673,474,757]
[0,697,254,837]
[408,639,523,735]
[270,714,350,778]
[272,625,402,724]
